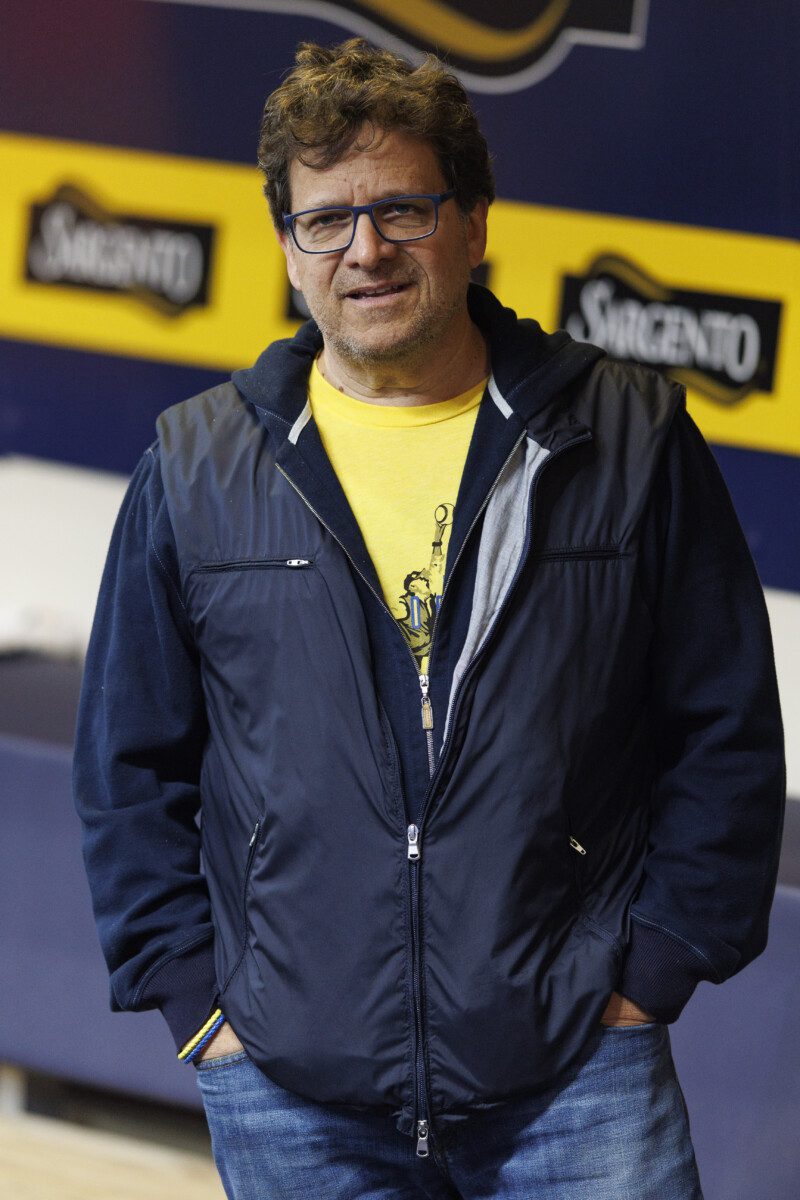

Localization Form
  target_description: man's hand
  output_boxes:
[600,991,656,1026]
[196,1021,245,1061]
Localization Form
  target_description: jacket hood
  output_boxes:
[231,283,604,443]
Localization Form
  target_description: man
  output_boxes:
[74,38,785,1199]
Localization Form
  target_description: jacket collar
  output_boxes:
[229,287,604,610]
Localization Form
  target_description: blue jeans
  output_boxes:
[195,1022,703,1199]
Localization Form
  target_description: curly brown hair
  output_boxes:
[258,39,495,228]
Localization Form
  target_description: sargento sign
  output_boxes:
[558,255,782,405]
[25,183,215,317]
[139,0,648,91]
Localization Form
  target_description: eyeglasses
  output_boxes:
[282,190,456,254]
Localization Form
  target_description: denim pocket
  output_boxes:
[194,1049,249,1072]
[598,1020,663,1036]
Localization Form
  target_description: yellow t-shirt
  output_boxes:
[308,360,486,674]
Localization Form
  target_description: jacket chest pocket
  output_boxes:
[184,554,329,705]
[186,556,317,639]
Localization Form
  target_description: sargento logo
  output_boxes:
[147,0,647,92]
[558,255,782,405]
[24,184,215,316]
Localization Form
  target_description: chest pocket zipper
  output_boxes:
[192,558,313,575]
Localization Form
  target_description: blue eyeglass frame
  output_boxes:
[282,190,456,254]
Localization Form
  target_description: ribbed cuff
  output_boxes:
[618,917,710,1023]
[139,938,219,1051]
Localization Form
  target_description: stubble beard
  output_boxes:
[316,279,468,373]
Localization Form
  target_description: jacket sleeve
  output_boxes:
[618,405,786,1022]
[73,444,219,1052]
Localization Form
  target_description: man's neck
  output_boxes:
[318,319,489,407]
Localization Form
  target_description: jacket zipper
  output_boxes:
[419,674,435,777]
[406,822,429,1156]
[404,435,590,1147]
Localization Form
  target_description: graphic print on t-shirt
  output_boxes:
[392,501,454,672]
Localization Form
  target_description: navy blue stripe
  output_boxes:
[0,337,226,474]
[709,441,800,594]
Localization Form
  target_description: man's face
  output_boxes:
[278,126,487,370]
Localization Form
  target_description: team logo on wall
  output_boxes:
[25,184,215,317]
[559,255,782,405]
[185,0,647,91]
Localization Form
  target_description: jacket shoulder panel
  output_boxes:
[530,359,685,555]
[155,382,282,571]
[156,381,263,465]
[573,357,685,439]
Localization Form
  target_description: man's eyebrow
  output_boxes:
[298,197,351,211]
[297,190,422,211]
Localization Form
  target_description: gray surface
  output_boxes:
[778,797,800,887]
[0,652,83,746]
[672,884,800,1199]
[0,731,202,1109]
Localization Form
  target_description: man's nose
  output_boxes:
[342,211,398,268]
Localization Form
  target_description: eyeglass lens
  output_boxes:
[293,197,437,251]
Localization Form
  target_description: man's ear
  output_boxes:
[465,198,489,271]
[277,228,302,292]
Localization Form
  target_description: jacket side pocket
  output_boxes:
[566,824,587,905]
[567,828,624,959]
[220,820,261,995]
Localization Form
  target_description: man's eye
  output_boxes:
[380,201,423,218]
[306,210,350,229]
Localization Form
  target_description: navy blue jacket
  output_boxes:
[74,285,785,1144]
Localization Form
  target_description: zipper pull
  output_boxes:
[416,1119,429,1157]
[569,836,587,856]
[419,674,434,731]
[407,824,421,861]
[286,558,310,567]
